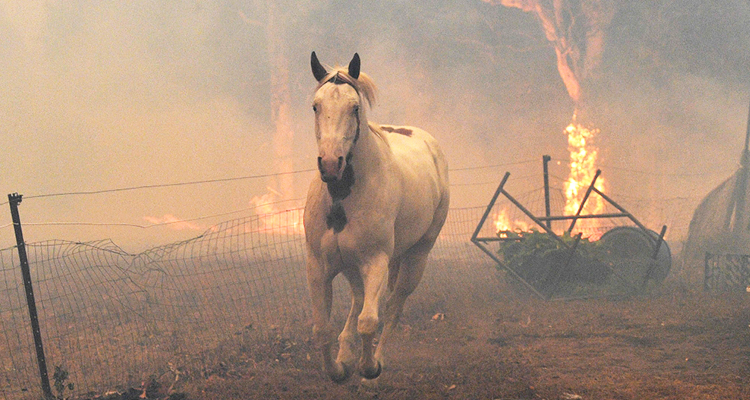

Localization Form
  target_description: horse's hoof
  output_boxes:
[359,361,382,380]
[329,362,354,384]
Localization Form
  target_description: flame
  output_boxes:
[563,114,605,232]
[493,208,530,238]
[143,214,204,231]
[248,189,304,235]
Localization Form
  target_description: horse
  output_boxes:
[304,52,450,382]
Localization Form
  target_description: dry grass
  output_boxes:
[164,275,750,400]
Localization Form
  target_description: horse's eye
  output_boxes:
[352,106,359,114]
[312,105,318,113]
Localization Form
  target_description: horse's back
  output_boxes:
[379,124,449,191]
[378,124,450,253]
[380,125,448,180]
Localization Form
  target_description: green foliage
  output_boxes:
[499,230,595,267]
[52,365,74,400]
[498,230,610,287]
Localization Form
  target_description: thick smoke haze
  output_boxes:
[1,0,749,251]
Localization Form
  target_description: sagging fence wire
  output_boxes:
[0,160,540,231]
[449,172,542,187]
[0,157,714,215]
[448,158,538,172]
[0,198,307,231]
[0,159,537,207]
[0,157,728,210]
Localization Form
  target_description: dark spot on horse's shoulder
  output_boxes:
[381,126,413,136]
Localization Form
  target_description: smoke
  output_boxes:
[1,0,748,251]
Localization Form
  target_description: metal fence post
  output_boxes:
[8,193,53,400]
[543,155,552,230]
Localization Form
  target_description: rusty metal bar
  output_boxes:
[566,169,601,234]
[471,239,549,300]
[543,155,552,230]
[591,187,650,233]
[477,237,523,242]
[642,225,668,287]
[471,172,510,242]
[470,172,552,300]
[539,213,629,222]
[650,225,668,260]
[499,184,568,247]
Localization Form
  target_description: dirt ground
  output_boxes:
[168,272,750,400]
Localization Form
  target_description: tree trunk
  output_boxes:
[488,0,615,107]
[267,1,295,200]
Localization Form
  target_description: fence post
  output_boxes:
[8,193,53,400]
[542,155,552,230]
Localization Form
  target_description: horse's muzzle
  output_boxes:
[318,156,344,182]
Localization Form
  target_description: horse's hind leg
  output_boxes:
[374,239,432,364]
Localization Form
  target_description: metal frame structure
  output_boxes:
[471,157,668,300]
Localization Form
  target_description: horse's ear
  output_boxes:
[311,51,328,82]
[348,53,360,80]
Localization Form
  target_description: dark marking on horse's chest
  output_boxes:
[327,163,354,201]
[381,126,413,136]
[325,163,354,233]
[326,202,347,233]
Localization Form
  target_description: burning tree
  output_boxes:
[238,1,304,231]
[483,0,617,232]
[266,1,295,202]
[240,1,300,202]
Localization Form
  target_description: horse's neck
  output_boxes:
[350,118,389,180]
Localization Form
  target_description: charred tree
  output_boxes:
[484,0,616,110]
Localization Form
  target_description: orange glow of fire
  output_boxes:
[143,214,204,231]
[563,114,605,232]
[249,190,304,235]
[493,208,530,238]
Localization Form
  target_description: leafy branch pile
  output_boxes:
[498,230,610,288]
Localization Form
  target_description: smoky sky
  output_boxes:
[1,0,749,251]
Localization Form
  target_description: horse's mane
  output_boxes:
[316,67,388,145]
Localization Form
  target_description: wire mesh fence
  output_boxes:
[0,207,495,399]
[704,252,750,292]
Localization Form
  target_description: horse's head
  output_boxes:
[311,52,373,183]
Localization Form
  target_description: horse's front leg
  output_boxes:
[307,255,351,382]
[337,268,364,373]
[357,253,389,379]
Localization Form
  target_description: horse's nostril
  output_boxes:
[337,156,344,169]
[317,157,323,170]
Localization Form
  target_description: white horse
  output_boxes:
[304,52,450,382]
